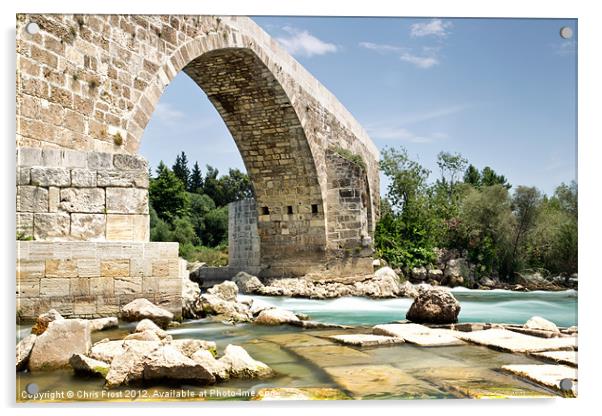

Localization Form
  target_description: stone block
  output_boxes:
[70,213,106,240]
[17,260,45,279]
[100,259,130,277]
[40,278,70,297]
[30,167,71,187]
[73,296,97,316]
[152,260,170,277]
[106,188,148,214]
[77,258,100,277]
[41,148,63,167]
[62,149,88,168]
[71,168,97,187]
[142,276,159,294]
[59,188,105,213]
[45,259,78,277]
[17,167,30,185]
[90,277,114,296]
[16,212,34,236]
[17,148,42,166]
[114,277,142,295]
[113,154,148,170]
[106,214,149,241]
[47,187,60,213]
[17,186,48,212]
[97,170,149,188]
[33,213,70,240]
[95,298,120,315]
[16,279,40,297]
[87,152,113,169]
[71,278,90,296]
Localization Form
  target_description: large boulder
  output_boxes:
[182,277,203,319]
[399,281,419,298]
[89,317,118,332]
[188,261,208,282]
[69,354,110,377]
[89,340,127,363]
[218,344,273,378]
[134,319,169,339]
[207,281,238,301]
[254,308,300,326]
[199,293,252,322]
[120,298,174,328]
[105,343,215,388]
[31,309,64,335]
[410,266,428,282]
[406,288,461,324]
[124,330,161,342]
[249,298,274,316]
[191,349,229,381]
[524,316,560,334]
[443,258,468,283]
[233,272,264,294]
[16,334,37,371]
[171,338,217,358]
[28,319,92,370]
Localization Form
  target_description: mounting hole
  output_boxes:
[25,22,40,35]
[25,383,39,395]
[559,378,573,391]
[560,26,573,39]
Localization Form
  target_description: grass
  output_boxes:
[179,243,228,266]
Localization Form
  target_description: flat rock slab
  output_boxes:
[260,333,333,348]
[413,366,554,399]
[328,334,404,347]
[501,364,577,396]
[291,344,371,368]
[531,351,578,367]
[373,323,465,346]
[252,387,350,401]
[457,328,577,353]
[324,364,453,399]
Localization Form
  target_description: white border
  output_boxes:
[2,1,600,415]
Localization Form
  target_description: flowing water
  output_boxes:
[241,288,578,327]
[16,289,577,402]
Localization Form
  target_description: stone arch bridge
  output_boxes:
[16,14,379,319]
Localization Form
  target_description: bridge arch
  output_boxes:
[16,14,379,280]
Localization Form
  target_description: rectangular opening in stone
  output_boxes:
[311,204,318,214]
[287,205,293,215]
[261,206,270,215]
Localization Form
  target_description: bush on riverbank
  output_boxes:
[375,147,577,282]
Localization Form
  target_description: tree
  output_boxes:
[220,168,253,204]
[188,192,217,240]
[189,162,203,193]
[463,164,481,187]
[202,165,221,205]
[149,161,190,223]
[202,206,229,246]
[481,166,511,189]
[511,186,542,268]
[437,151,468,189]
[172,151,190,189]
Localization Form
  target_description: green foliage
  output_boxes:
[172,151,191,189]
[148,152,253,264]
[376,146,576,280]
[149,161,190,223]
[332,146,366,170]
[16,231,33,241]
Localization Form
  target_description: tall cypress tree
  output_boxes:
[172,151,190,189]
[189,161,203,193]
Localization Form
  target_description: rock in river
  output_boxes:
[406,288,461,324]
[69,354,110,377]
[120,298,174,328]
[207,280,239,301]
[31,309,64,335]
[89,317,118,332]
[28,319,92,370]
[218,344,273,378]
[524,316,560,334]
[233,271,264,293]
[16,334,36,371]
[254,307,300,326]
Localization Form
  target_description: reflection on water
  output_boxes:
[240,288,577,327]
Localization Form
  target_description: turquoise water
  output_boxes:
[241,288,578,327]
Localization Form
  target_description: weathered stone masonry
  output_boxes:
[16,14,380,318]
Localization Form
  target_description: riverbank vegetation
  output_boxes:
[375,147,577,282]
[148,151,252,265]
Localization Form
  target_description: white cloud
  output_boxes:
[397,104,470,125]
[153,102,185,123]
[366,125,448,144]
[359,42,440,69]
[554,40,577,56]
[410,19,453,38]
[399,52,439,69]
[276,26,337,57]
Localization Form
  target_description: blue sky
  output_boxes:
[140,17,577,196]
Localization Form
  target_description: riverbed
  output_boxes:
[16,289,577,402]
